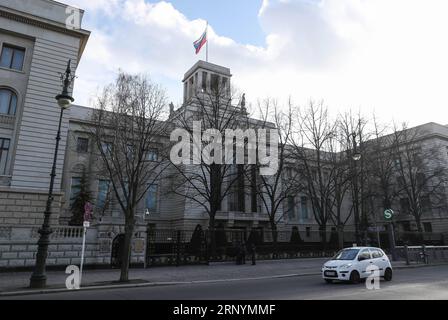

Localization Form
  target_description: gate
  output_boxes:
[111,234,125,268]
[146,229,208,266]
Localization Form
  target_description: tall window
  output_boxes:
[0,89,17,115]
[400,198,410,213]
[222,77,228,95]
[210,74,219,93]
[287,196,295,219]
[0,45,25,71]
[201,72,207,91]
[423,222,432,233]
[69,177,82,206]
[76,137,89,153]
[97,179,110,209]
[300,196,309,220]
[0,138,10,174]
[237,164,245,212]
[250,166,258,212]
[101,141,112,156]
[146,184,158,213]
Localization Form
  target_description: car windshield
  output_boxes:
[332,249,360,260]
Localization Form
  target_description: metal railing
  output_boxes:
[51,226,84,239]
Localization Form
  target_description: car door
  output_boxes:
[357,249,373,278]
[372,249,388,275]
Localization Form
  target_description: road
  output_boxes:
[2,265,448,300]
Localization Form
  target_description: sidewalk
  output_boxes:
[0,258,445,296]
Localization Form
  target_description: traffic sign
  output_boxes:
[384,209,394,220]
[84,202,93,222]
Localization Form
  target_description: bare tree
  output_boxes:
[338,111,373,245]
[391,123,448,236]
[252,98,302,256]
[168,81,249,256]
[326,122,352,249]
[362,117,400,239]
[90,72,169,281]
[290,101,338,250]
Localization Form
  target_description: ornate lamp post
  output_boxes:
[351,132,362,246]
[30,60,75,289]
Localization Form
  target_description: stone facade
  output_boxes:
[1,0,447,270]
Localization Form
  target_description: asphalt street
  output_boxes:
[2,265,448,300]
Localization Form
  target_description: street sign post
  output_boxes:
[384,208,397,261]
[80,202,93,286]
[384,209,394,220]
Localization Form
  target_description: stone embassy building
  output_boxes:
[1,0,448,269]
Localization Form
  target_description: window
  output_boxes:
[421,195,431,211]
[146,148,158,161]
[400,198,410,213]
[359,249,371,260]
[210,74,219,93]
[423,222,432,233]
[201,72,207,91]
[394,158,401,169]
[0,45,25,71]
[76,137,89,153]
[222,77,228,95]
[306,227,311,237]
[371,249,383,258]
[101,142,112,156]
[145,184,158,212]
[0,89,17,115]
[250,166,258,212]
[0,138,10,174]
[97,179,110,209]
[287,196,295,219]
[300,196,309,220]
[69,177,82,205]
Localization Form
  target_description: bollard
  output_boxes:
[176,230,181,267]
[251,244,256,266]
[422,244,428,264]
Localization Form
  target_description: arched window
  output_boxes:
[0,88,17,115]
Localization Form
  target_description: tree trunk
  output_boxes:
[414,215,424,245]
[319,225,327,251]
[208,214,216,259]
[120,214,134,282]
[337,224,344,250]
[270,220,278,259]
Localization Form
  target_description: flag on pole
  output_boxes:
[193,24,208,55]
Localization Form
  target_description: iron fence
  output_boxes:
[144,227,446,265]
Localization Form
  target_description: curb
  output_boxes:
[392,262,448,269]
[0,272,320,297]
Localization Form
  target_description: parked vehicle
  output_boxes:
[321,247,393,284]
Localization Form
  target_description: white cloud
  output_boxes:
[72,0,448,126]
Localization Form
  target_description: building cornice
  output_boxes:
[0,5,90,59]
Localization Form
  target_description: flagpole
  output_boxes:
[206,21,209,62]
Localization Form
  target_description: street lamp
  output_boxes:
[352,152,362,162]
[30,60,75,289]
[351,132,361,246]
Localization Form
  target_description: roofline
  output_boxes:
[0,5,91,60]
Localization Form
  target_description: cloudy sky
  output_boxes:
[67,0,448,126]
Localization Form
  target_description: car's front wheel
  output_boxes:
[349,270,360,284]
[384,268,393,281]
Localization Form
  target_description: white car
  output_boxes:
[322,247,393,284]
